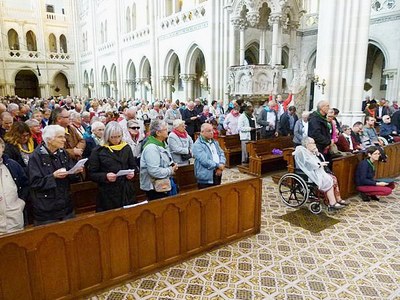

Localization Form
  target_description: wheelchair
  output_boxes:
[278,170,328,214]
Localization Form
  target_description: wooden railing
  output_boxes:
[0,177,262,300]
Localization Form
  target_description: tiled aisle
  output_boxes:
[89,168,400,300]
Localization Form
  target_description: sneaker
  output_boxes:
[370,195,380,201]
[360,192,370,202]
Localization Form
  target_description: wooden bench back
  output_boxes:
[72,163,197,214]
[218,134,241,152]
[247,136,294,158]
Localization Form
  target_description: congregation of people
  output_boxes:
[0,92,397,234]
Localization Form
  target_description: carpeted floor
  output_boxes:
[88,168,400,300]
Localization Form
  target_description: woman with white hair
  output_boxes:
[167,119,193,165]
[88,121,137,211]
[293,137,348,210]
[83,121,105,158]
[293,110,310,146]
[28,125,84,225]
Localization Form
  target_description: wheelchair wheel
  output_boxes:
[278,173,309,208]
[309,202,322,214]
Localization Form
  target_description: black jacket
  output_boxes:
[28,145,78,222]
[2,155,29,201]
[88,144,137,212]
[181,108,200,136]
[4,141,37,172]
[279,112,298,136]
[308,111,331,153]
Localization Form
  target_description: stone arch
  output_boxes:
[185,43,206,74]
[132,3,137,31]
[185,44,206,99]
[365,42,387,99]
[281,45,289,68]
[60,34,67,53]
[26,30,37,51]
[126,60,136,98]
[139,57,152,101]
[15,69,40,98]
[8,29,19,50]
[52,72,70,96]
[49,33,57,52]
[110,64,118,99]
[164,50,182,98]
[101,66,110,97]
[245,41,260,65]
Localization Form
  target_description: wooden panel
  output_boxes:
[162,204,181,260]
[37,234,70,300]
[75,225,102,289]
[108,217,131,279]
[0,178,262,300]
[185,199,202,252]
[0,244,32,300]
[224,189,239,237]
[136,211,157,269]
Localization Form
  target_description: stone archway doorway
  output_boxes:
[15,70,40,98]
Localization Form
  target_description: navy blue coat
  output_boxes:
[355,159,376,186]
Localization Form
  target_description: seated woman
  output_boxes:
[293,137,348,210]
[88,121,137,212]
[140,119,179,201]
[379,115,400,144]
[336,125,358,153]
[167,119,193,165]
[355,146,395,201]
[28,125,84,225]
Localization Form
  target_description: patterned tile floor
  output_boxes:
[88,168,400,300]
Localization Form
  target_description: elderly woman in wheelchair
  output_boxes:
[278,137,348,214]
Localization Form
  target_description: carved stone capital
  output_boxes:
[268,14,282,26]
[231,16,247,30]
[247,12,260,27]
[180,74,196,82]
[383,69,397,79]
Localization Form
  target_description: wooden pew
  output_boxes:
[0,178,262,300]
[239,136,294,176]
[72,163,198,214]
[218,134,241,167]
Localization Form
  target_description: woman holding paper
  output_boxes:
[28,125,84,225]
[88,121,137,211]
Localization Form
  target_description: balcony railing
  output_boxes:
[46,12,67,22]
[7,50,40,60]
[160,5,206,30]
[122,27,150,43]
[48,52,71,60]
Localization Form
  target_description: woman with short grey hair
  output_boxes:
[88,121,137,211]
[293,111,310,146]
[83,121,105,158]
[167,119,193,165]
[140,119,178,200]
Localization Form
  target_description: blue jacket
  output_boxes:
[192,136,226,184]
[355,159,376,186]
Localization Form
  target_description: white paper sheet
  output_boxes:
[116,169,135,177]
[67,158,88,174]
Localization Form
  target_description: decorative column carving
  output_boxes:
[383,69,398,102]
[269,14,282,66]
[166,76,175,100]
[180,74,196,101]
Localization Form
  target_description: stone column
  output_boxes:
[231,17,245,66]
[269,14,282,66]
[68,83,75,97]
[314,0,371,125]
[239,27,245,64]
[166,76,175,100]
[259,29,266,64]
[187,74,196,101]
[383,69,398,102]
[288,22,299,68]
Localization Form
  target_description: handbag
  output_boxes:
[153,178,172,192]
[181,153,192,161]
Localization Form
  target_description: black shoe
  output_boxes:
[360,193,370,202]
[370,195,380,201]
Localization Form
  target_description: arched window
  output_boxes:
[60,34,67,53]
[146,0,150,25]
[132,3,137,30]
[8,29,20,50]
[49,33,57,52]
[100,22,104,44]
[126,7,131,33]
[26,30,37,51]
[165,0,173,16]
[104,20,108,42]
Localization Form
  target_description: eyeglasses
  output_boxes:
[129,126,140,130]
